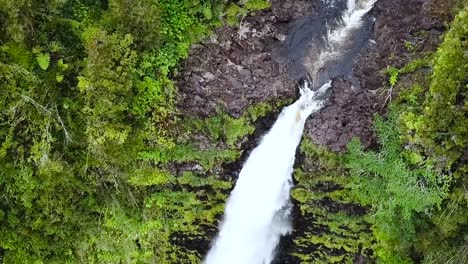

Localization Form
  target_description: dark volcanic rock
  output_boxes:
[177,0,451,151]
[174,0,457,261]
[306,78,379,152]
[307,0,449,151]
[354,0,447,92]
[177,0,315,118]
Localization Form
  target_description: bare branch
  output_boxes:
[17,93,73,143]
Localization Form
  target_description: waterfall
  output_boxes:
[307,0,377,84]
[204,81,331,264]
[204,1,377,263]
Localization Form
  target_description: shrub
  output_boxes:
[346,109,449,261]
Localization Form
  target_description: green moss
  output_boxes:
[183,99,289,149]
[128,168,175,186]
[139,144,240,170]
[245,102,276,122]
[225,4,248,25]
[0,0,268,262]
[177,171,231,189]
[399,55,432,74]
[404,40,416,52]
[300,138,342,170]
[342,12,468,261]
[244,0,271,11]
[225,0,271,25]
[386,66,400,87]
[290,139,374,263]
[385,54,432,90]
[183,113,254,148]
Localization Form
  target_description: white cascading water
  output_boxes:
[205,1,377,263]
[204,81,332,264]
[307,0,377,83]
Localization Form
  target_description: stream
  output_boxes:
[205,1,377,263]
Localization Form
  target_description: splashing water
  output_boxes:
[205,1,377,263]
[204,81,332,264]
[307,0,378,84]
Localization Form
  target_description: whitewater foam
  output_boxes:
[204,1,377,263]
[307,0,377,84]
[204,81,331,264]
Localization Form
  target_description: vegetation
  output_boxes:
[343,9,468,263]
[291,139,374,263]
[346,111,449,263]
[290,8,467,264]
[0,0,465,263]
[225,0,270,25]
[0,0,272,263]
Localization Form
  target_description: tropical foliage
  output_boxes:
[290,8,467,263]
[0,0,465,263]
[0,0,270,262]
[343,9,468,263]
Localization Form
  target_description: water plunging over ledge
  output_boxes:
[204,81,332,264]
[205,1,377,263]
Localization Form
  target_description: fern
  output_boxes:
[55,74,64,83]
[345,109,450,261]
[36,53,50,70]
[386,66,399,87]
[244,0,271,11]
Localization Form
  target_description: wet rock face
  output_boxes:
[307,0,448,151]
[306,78,379,152]
[178,0,449,151]
[177,0,315,118]
[354,0,446,91]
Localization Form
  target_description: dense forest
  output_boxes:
[0,0,466,263]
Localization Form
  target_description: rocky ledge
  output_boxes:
[177,0,452,151]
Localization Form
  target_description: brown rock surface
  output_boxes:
[177,0,449,151]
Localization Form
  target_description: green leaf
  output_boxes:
[36,53,50,70]
[31,46,42,54]
[202,7,212,20]
[56,74,64,83]
[386,66,399,87]
[57,59,69,71]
